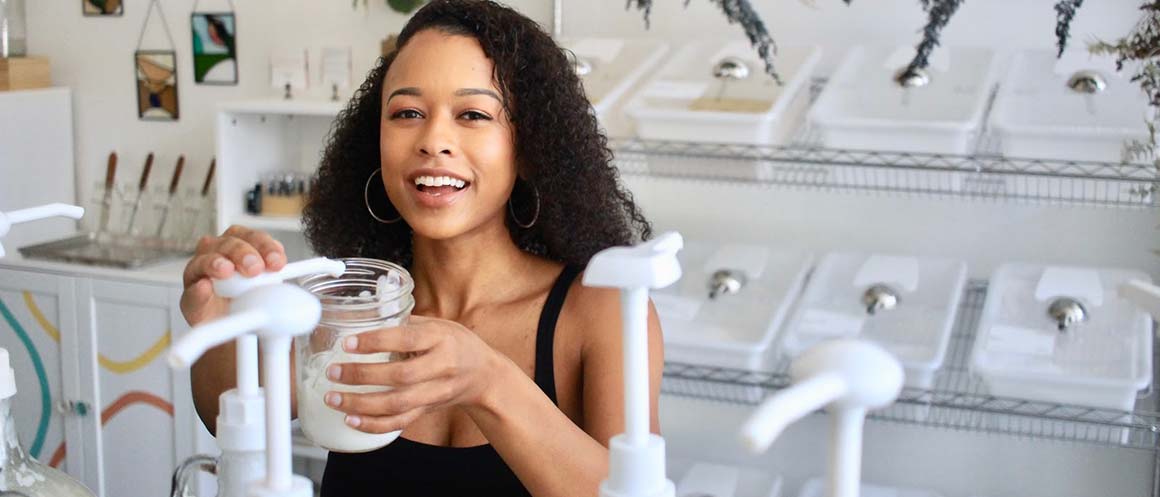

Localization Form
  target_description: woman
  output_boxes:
[179,1,664,495]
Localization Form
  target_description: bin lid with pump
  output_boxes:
[970,263,1153,411]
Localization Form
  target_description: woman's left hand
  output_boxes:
[323,315,503,434]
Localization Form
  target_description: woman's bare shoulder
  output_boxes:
[558,270,661,351]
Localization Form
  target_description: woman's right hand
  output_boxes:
[180,225,288,326]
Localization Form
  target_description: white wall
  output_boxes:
[0,88,76,250]
[25,0,1139,210]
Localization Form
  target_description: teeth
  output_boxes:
[414,175,468,189]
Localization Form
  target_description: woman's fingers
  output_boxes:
[216,236,267,277]
[179,278,215,321]
[343,322,441,354]
[179,226,285,326]
[329,349,448,387]
[183,252,235,287]
[236,227,287,270]
[183,225,286,287]
[327,381,455,419]
[344,406,426,435]
[206,225,285,277]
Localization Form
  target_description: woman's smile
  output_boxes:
[407,168,473,208]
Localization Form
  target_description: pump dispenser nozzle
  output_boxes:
[740,340,903,497]
[0,203,84,257]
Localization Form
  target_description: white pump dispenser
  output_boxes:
[583,232,683,497]
[739,339,903,497]
[169,257,345,497]
[0,203,85,257]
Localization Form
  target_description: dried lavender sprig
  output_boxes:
[1090,1,1160,164]
[626,0,782,84]
[843,1,929,9]
[905,0,965,73]
[1054,0,1085,57]
[1091,1,1160,72]
[839,0,933,11]
[625,0,654,29]
[1090,1,1160,108]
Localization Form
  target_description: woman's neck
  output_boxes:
[410,218,540,319]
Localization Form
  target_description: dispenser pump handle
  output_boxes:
[0,204,86,258]
[583,232,684,290]
[213,257,346,298]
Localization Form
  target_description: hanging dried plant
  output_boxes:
[1054,0,1085,57]
[352,0,425,14]
[626,0,782,84]
[1089,1,1160,163]
[626,0,655,27]
[835,0,931,8]
[904,0,964,73]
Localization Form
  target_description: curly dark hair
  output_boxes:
[303,0,652,268]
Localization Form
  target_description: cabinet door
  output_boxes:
[0,268,88,482]
[77,279,194,497]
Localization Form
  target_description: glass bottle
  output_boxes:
[0,0,27,58]
[0,348,95,496]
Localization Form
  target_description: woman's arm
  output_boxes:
[464,286,665,497]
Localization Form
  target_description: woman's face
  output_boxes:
[379,29,517,241]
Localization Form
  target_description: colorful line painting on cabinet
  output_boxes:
[0,291,176,460]
[23,291,173,374]
[0,297,52,458]
[48,390,175,469]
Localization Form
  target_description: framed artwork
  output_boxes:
[191,13,238,85]
[83,0,123,16]
[135,50,180,121]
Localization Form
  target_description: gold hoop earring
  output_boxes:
[509,180,540,229]
[365,169,402,224]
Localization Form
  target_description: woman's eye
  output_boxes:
[460,110,491,121]
[392,109,423,119]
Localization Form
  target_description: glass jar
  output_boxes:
[295,258,414,453]
[0,0,27,58]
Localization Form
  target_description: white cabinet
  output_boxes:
[0,268,84,476]
[0,264,196,497]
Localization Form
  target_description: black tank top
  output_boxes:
[319,265,583,496]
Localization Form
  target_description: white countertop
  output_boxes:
[0,250,188,286]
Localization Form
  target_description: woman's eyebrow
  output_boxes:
[455,88,501,102]
[385,87,501,104]
[386,87,421,104]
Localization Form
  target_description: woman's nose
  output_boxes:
[417,116,455,157]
